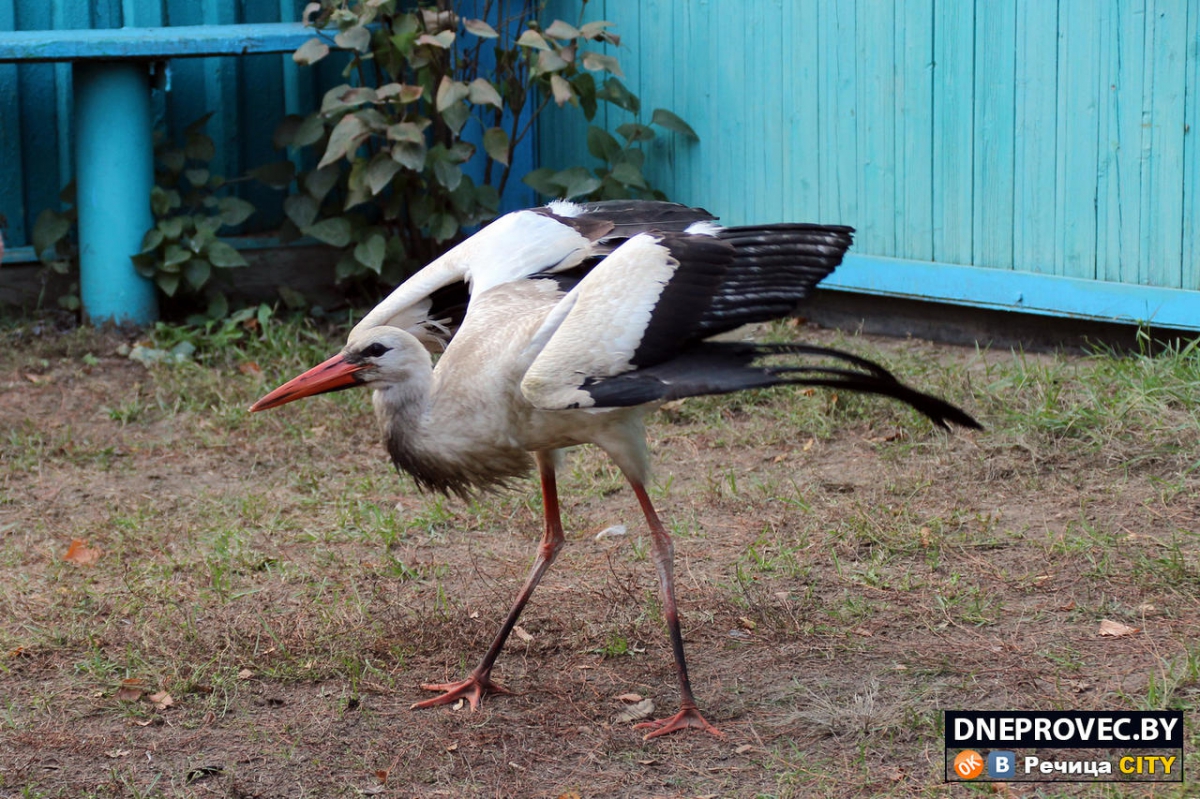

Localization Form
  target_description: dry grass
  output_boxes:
[0,316,1197,798]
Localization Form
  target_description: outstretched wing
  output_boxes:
[518,223,979,430]
[349,201,716,351]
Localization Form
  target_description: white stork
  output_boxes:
[250,200,979,738]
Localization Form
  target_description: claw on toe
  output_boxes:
[634,706,723,740]
[411,674,512,711]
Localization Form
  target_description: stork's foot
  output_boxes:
[634,705,724,740]
[411,673,512,711]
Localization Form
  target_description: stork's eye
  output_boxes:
[362,343,390,358]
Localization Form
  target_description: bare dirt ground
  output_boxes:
[1,322,1197,798]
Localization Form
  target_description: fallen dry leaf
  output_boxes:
[115,679,145,702]
[557,793,582,799]
[237,668,254,680]
[374,769,389,784]
[147,691,174,710]
[735,744,754,754]
[105,749,131,758]
[63,539,101,566]
[238,361,262,376]
[615,693,643,703]
[1098,619,1140,638]
[614,698,655,724]
[513,625,533,643]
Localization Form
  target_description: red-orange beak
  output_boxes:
[249,353,366,412]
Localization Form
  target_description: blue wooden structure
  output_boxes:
[541,0,1200,332]
[0,18,318,323]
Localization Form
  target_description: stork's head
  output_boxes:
[249,326,430,412]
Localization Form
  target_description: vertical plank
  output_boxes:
[685,0,718,207]
[1184,0,1200,290]
[714,0,748,222]
[201,0,241,183]
[1096,0,1145,285]
[638,0,675,200]
[0,0,27,246]
[818,0,858,227]
[972,1,1015,269]
[857,0,896,254]
[782,0,820,220]
[1055,0,1100,279]
[1140,0,1187,289]
[931,0,973,265]
[894,0,933,261]
[52,0,90,196]
[15,0,64,244]
[1013,0,1058,274]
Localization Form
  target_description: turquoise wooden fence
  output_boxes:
[0,0,344,250]
[541,0,1200,331]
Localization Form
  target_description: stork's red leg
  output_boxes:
[627,482,723,739]
[412,451,564,711]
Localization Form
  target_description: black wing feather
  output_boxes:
[581,342,981,431]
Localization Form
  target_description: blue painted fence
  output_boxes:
[0,0,330,250]
[541,0,1200,331]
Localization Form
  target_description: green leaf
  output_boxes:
[429,213,458,242]
[162,243,191,269]
[536,49,569,75]
[293,114,326,148]
[272,115,304,149]
[156,271,181,297]
[284,194,319,229]
[467,78,503,109]
[651,108,700,140]
[475,184,500,213]
[522,167,561,196]
[554,166,602,199]
[32,210,70,258]
[207,291,229,320]
[158,216,185,240]
[610,162,648,188]
[318,113,369,168]
[580,20,615,40]
[366,153,402,195]
[159,148,186,174]
[354,233,386,273]
[483,127,510,166]
[448,141,476,163]
[249,160,296,189]
[132,253,157,279]
[586,126,622,162]
[334,25,371,52]
[344,158,371,211]
[392,140,428,172]
[184,258,211,290]
[433,160,462,191]
[304,217,353,248]
[581,51,624,78]
[549,74,573,106]
[616,123,655,144]
[185,133,216,162]
[597,78,640,114]
[335,251,363,281]
[441,102,469,136]
[150,186,172,217]
[544,20,581,39]
[304,165,341,203]
[218,197,256,226]
[184,168,210,187]
[573,72,598,120]
[139,228,164,254]
[206,240,249,268]
[293,37,330,65]
[377,83,423,104]
[416,30,455,48]
[321,84,377,115]
[436,77,470,112]
[463,18,499,38]
[516,29,549,50]
[278,284,307,310]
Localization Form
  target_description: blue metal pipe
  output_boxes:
[73,60,158,324]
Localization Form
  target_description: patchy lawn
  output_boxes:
[1,318,1197,798]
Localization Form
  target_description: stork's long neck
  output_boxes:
[372,359,530,498]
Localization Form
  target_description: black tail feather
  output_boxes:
[580,341,982,431]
